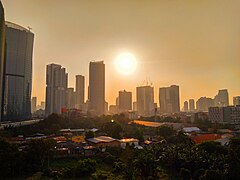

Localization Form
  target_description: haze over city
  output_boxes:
[2,0,240,107]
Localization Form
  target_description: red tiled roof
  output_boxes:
[193,134,221,144]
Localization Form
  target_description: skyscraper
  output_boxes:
[75,75,84,109]
[88,61,105,115]
[159,85,180,113]
[3,22,34,121]
[214,89,229,107]
[183,101,188,112]
[136,85,154,116]
[189,99,195,112]
[0,2,5,121]
[45,64,68,115]
[31,97,37,113]
[66,88,75,109]
[118,90,132,113]
[196,97,214,112]
[233,96,240,106]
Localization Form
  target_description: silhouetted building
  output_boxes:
[214,89,229,107]
[209,106,240,124]
[196,97,214,112]
[88,61,105,115]
[3,22,34,121]
[133,101,137,111]
[136,85,154,116]
[159,85,180,113]
[45,64,68,115]
[183,101,188,112]
[109,105,117,114]
[118,90,132,113]
[31,97,37,113]
[66,88,75,109]
[189,99,195,112]
[75,75,84,109]
[233,96,240,106]
[0,2,5,121]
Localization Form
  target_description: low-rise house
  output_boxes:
[192,134,221,144]
[86,136,120,149]
[119,138,139,149]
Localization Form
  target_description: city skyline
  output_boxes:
[1,0,240,107]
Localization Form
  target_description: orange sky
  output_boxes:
[2,0,240,107]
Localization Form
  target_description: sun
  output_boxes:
[114,52,137,75]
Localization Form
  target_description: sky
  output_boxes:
[1,0,240,107]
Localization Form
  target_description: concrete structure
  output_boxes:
[75,75,84,109]
[0,2,5,121]
[189,99,195,112]
[136,85,154,116]
[88,61,105,115]
[3,22,34,121]
[214,89,229,107]
[133,102,137,111]
[183,101,188,112]
[31,97,37,113]
[196,97,214,112]
[118,90,132,113]
[45,64,68,115]
[109,105,118,114]
[159,85,180,113]
[233,96,240,106]
[66,88,75,109]
[209,106,240,124]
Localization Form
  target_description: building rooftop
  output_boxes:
[6,21,32,32]
[119,138,139,143]
[87,136,117,143]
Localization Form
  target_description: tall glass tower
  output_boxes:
[3,22,34,121]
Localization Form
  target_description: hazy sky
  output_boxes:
[2,0,240,107]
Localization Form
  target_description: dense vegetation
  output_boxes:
[1,114,240,179]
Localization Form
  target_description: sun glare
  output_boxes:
[114,52,137,75]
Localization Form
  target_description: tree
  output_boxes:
[74,158,97,177]
[157,125,175,139]
[85,130,95,139]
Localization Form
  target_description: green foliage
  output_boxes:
[85,130,95,139]
[102,121,123,139]
[75,158,97,177]
[157,125,175,139]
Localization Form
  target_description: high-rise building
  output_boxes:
[159,85,180,113]
[31,97,37,113]
[133,101,137,111]
[88,61,105,115]
[45,64,68,115]
[209,106,240,124]
[66,88,75,109]
[214,89,229,107]
[189,99,195,112]
[183,101,188,112]
[75,75,84,109]
[40,101,45,110]
[3,22,34,120]
[136,85,154,116]
[233,96,240,106]
[0,2,5,121]
[196,97,214,112]
[118,90,132,113]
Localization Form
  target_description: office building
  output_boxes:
[75,75,84,109]
[136,85,154,116]
[209,106,240,124]
[66,88,75,109]
[214,89,229,107]
[40,101,45,110]
[159,85,180,113]
[0,2,5,121]
[183,101,188,112]
[233,96,240,106]
[196,97,214,112]
[133,102,137,111]
[45,64,68,115]
[3,22,34,120]
[189,99,195,112]
[88,61,105,115]
[118,90,132,113]
[31,97,37,113]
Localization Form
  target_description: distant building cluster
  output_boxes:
[0,0,239,124]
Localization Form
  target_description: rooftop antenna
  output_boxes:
[27,26,32,32]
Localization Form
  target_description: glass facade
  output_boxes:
[3,22,34,121]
